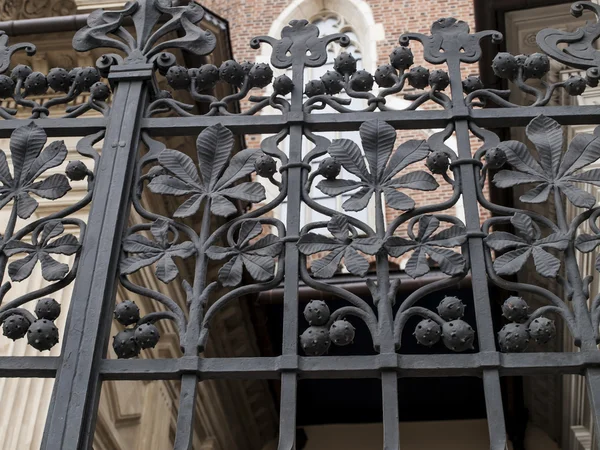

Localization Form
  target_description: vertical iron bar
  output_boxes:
[277,57,304,450]
[447,56,507,449]
[41,66,151,450]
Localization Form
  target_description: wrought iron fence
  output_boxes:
[1,0,600,448]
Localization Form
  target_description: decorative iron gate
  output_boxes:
[1,0,600,448]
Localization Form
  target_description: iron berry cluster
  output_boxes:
[497,296,556,352]
[2,298,61,351]
[299,300,356,356]
[112,300,161,359]
[413,296,476,352]
[0,65,109,100]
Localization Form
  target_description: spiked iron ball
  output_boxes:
[0,75,14,99]
[523,53,550,79]
[436,296,465,321]
[112,328,140,359]
[27,319,59,351]
[35,298,61,320]
[303,300,330,326]
[462,75,484,94]
[334,52,357,75]
[389,46,414,70]
[166,65,191,90]
[321,70,344,95]
[195,64,220,91]
[300,326,330,356]
[501,296,529,323]
[498,323,530,353]
[528,317,556,344]
[11,64,32,81]
[66,160,90,181]
[305,79,326,97]
[350,70,374,92]
[240,61,254,75]
[484,147,507,169]
[254,153,277,178]
[74,67,101,91]
[219,60,245,86]
[47,68,71,93]
[428,69,449,90]
[248,63,273,88]
[374,64,397,88]
[2,315,30,340]
[426,151,450,174]
[114,300,140,326]
[515,54,527,67]
[492,53,519,80]
[564,76,587,96]
[414,319,441,347]
[90,82,110,101]
[273,75,293,96]
[318,157,341,180]
[134,323,160,349]
[329,320,355,346]
[407,66,430,89]
[442,320,475,352]
[23,72,48,96]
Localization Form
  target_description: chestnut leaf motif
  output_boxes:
[4,220,79,282]
[484,213,568,278]
[297,215,382,278]
[147,123,266,218]
[316,119,437,212]
[0,122,71,219]
[206,221,282,287]
[384,215,466,279]
[120,219,195,284]
[493,115,600,209]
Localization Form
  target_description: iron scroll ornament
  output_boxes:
[537,1,600,83]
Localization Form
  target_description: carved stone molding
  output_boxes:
[0,0,77,20]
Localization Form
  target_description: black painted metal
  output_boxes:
[1,0,600,449]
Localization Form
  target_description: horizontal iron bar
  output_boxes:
[0,118,106,138]
[99,352,600,381]
[0,356,59,377]
[141,105,600,135]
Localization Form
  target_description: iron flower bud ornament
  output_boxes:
[303,300,330,326]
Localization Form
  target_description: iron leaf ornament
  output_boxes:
[485,213,568,278]
[384,215,467,279]
[206,221,282,287]
[121,218,195,283]
[316,119,437,212]
[72,0,216,69]
[0,123,71,219]
[4,220,79,282]
[492,115,600,209]
[298,215,382,278]
[147,123,266,217]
